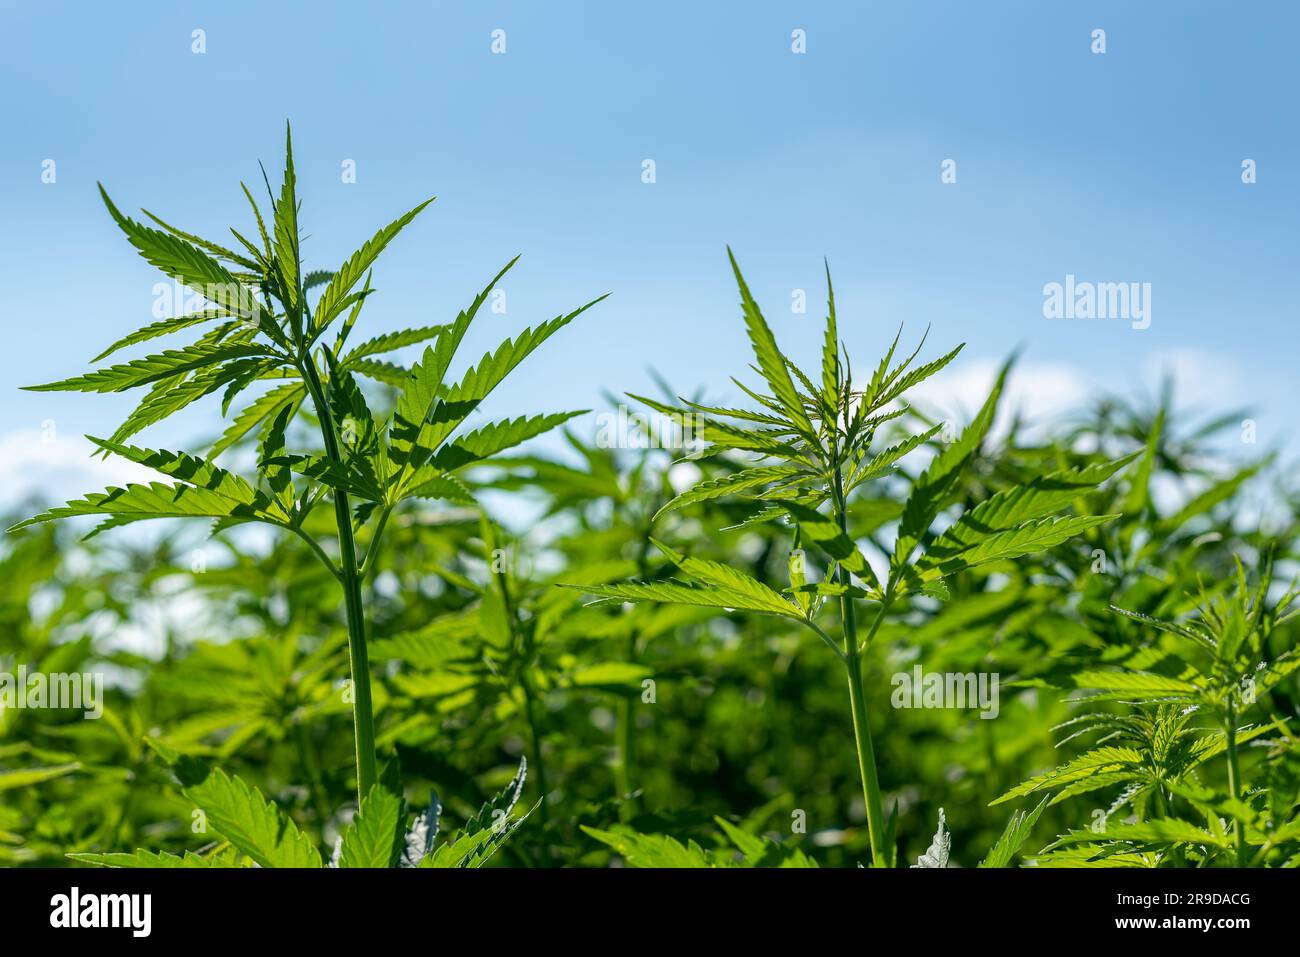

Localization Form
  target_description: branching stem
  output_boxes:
[300,355,378,803]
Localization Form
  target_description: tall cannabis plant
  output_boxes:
[998,555,1300,867]
[11,125,602,804]
[566,251,1131,866]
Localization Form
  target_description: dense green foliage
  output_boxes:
[3,134,1298,868]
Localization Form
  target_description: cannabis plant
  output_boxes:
[10,125,600,842]
[998,555,1300,866]
[565,252,1131,866]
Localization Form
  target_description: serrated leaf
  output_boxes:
[343,325,448,364]
[311,198,435,335]
[210,382,305,460]
[918,456,1136,571]
[913,514,1119,582]
[183,768,322,868]
[399,794,442,868]
[990,747,1146,805]
[911,807,950,868]
[564,580,803,618]
[979,796,1049,868]
[392,300,603,483]
[25,342,270,394]
[777,500,881,592]
[91,309,235,363]
[99,184,261,319]
[727,248,815,439]
[404,411,585,486]
[10,480,286,534]
[338,786,403,868]
[651,538,806,617]
[654,465,806,520]
[890,358,1010,579]
[68,849,222,868]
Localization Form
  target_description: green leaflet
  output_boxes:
[845,426,943,491]
[410,411,586,480]
[91,309,235,363]
[210,381,306,460]
[422,757,531,868]
[9,481,288,534]
[68,849,221,868]
[979,796,1049,868]
[259,405,297,514]
[311,197,435,335]
[338,786,403,868]
[24,341,271,394]
[890,358,1011,580]
[98,184,262,320]
[88,437,270,509]
[872,344,964,412]
[386,260,518,465]
[272,123,301,312]
[1072,670,1201,697]
[916,455,1136,568]
[142,209,260,271]
[819,259,839,416]
[990,747,1146,805]
[727,248,816,440]
[567,580,804,619]
[911,514,1120,583]
[582,821,817,868]
[570,661,654,690]
[394,299,604,475]
[342,325,449,364]
[183,768,322,868]
[654,465,808,520]
[650,538,806,618]
[349,358,409,386]
[1048,819,1229,849]
[581,826,716,867]
[777,500,881,593]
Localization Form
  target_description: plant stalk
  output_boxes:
[831,467,888,866]
[302,357,378,803]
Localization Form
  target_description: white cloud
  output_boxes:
[0,430,157,511]
[904,357,1094,434]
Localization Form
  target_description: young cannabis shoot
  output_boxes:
[11,124,603,812]
[564,250,1131,866]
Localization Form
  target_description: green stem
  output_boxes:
[831,466,888,866]
[359,506,392,584]
[301,357,378,803]
[844,606,889,866]
[287,524,342,582]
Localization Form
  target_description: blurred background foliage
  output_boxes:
[2,376,1296,867]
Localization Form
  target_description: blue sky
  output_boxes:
[2,1,1296,504]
